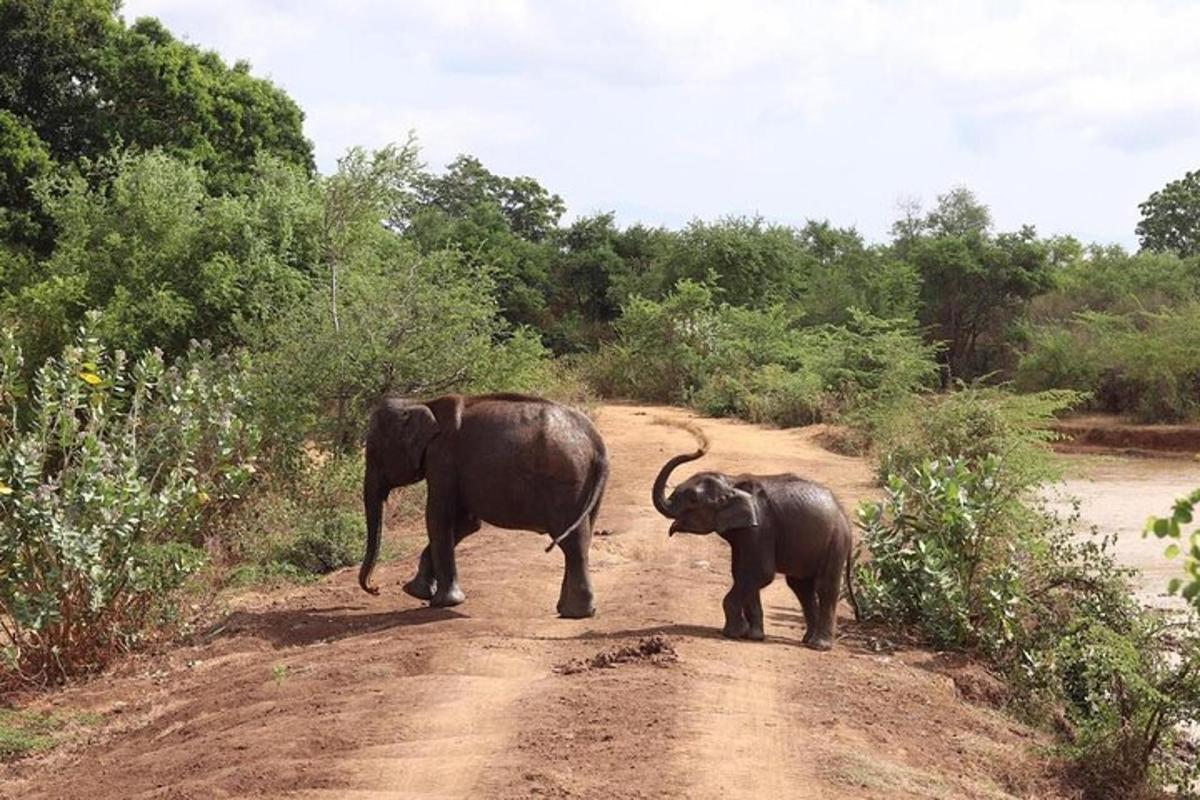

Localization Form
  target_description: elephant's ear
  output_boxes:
[402,404,441,467]
[424,394,464,433]
[713,486,759,532]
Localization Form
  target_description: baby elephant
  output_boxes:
[651,432,856,650]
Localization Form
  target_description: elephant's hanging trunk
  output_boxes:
[359,467,388,595]
[651,422,710,517]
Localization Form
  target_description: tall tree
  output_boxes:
[0,110,53,251]
[0,0,314,248]
[1137,168,1200,257]
[899,190,1052,380]
[0,0,119,163]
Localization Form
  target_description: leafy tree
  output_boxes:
[795,220,918,324]
[406,156,562,331]
[0,0,313,235]
[0,110,53,251]
[661,216,807,308]
[1030,244,1200,323]
[102,17,314,192]
[320,140,422,332]
[3,150,320,366]
[542,212,626,350]
[1137,168,1200,257]
[901,190,1052,380]
[0,0,119,163]
[609,222,673,303]
[923,185,992,238]
[415,155,564,242]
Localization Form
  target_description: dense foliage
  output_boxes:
[0,320,259,685]
[858,403,1200,798]
[587,279,938,427]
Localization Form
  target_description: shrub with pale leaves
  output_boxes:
[0,315,259,686]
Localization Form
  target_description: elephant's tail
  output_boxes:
[545,452,609,553]
[844,544,861,622]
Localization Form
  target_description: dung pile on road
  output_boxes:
[555,635,678,675]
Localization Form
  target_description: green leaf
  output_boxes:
[1151,518,1172,539]
[79,371,103,386]
[1167,578,1183,595]
[1165,543,1181,559]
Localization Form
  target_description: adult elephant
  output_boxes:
[360,393,608,618]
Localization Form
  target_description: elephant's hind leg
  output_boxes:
[786,576,819,644]
[808,570,842,651]
[554,521,596,618]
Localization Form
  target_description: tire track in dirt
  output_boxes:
[300,652,532,800]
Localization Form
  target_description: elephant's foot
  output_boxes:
[722,618,750,639]
[805,635,834,651]
[430,582,465,608]
[401,576,436,601]
[801,628,814,644]
[557,593,596,619]
[744,626,765,642]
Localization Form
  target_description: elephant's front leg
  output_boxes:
[426,501,465,608]
[402,547,436,601]
[721,586,750,639]
[403,514,481,602]
[741,590,766,641]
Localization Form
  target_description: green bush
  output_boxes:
[859,451,1199,799]
[0,317,259,686]
[871,386,1082,488]
[214,451,425,585]
[1017,305,1200,422]
[1053,620,1200,798]
[587,280,938,428]
[585,279,719,403]
[277,511,362,575]
[856,457,1024,654]
[3,150,320,369]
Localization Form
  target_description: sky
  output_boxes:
[120,0,1200,248]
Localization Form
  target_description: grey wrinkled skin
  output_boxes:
[360,393,608,619]
[652,449,856,650]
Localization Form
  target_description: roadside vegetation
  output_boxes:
[3,3,1200,796]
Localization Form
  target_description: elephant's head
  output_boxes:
[360,399,444,595]
[651,450,759,536]
[372,400,441,486]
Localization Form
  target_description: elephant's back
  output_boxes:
[456,397,605,532]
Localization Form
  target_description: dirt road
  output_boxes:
[0,405,1065,800]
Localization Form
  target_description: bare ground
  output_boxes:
[0,405,1073,800]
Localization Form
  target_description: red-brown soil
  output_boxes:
[1052,414,1200,457]
[0,405,1073,799]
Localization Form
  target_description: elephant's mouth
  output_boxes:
[668,516,712,536]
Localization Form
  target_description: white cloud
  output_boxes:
[118,0,1200,246]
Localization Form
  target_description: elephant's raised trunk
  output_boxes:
[359,466,387,595]
[651,423,709,517]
